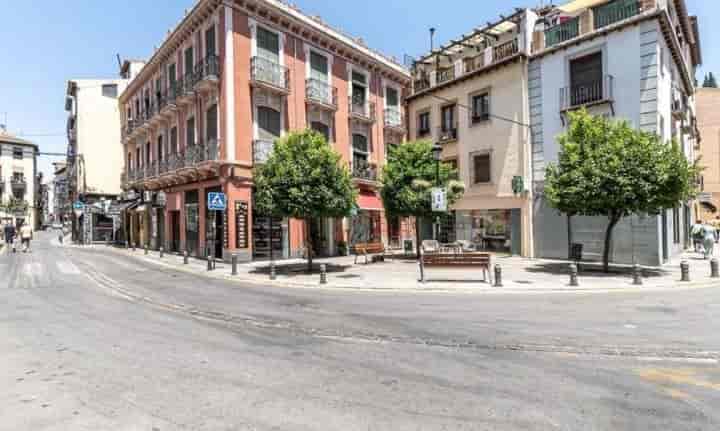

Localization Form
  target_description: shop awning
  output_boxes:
[357,191,383,211]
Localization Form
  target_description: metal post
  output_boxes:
[680,260,690,282]
[231,255,238,276]
[494,264,503,287]
[144,244,149,255]
[711,258,719,279]
[632,263,643,286]
[132,242,136,252]
[207,252,213,271]
[183,249,189,265]
[320,264,327,284]
[159,247,164,258]
[569,263,579,287]
[270,260,277,280]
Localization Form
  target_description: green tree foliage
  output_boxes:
[380,140,464,257]
[545,110,699,272]
[254,130,357,271]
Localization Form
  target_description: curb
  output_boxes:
[62,242,720,295]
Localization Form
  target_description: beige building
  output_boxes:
[696,88,720,221]
[0,130,39,229]
[406,10,536,256]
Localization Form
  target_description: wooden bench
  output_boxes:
[351,242,388,264]
[418,252,493,284]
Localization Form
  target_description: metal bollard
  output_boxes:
[269,261,277,280]
[207,253,213,271]
[59,234,64,245]
[680,260,690,282]
[132,242,136,252]
[632,264,643,286]
[231,255,238,276]
[569,263,579,287]
[183,249,189,265]
[144,244,149,255]
[159,247,164,258]
[493,264,503,287]
[320,264,327,284]
[711,258,719,279]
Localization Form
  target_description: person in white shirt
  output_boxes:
[19,223,32,253]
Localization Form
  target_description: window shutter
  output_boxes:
[310,51,328,81]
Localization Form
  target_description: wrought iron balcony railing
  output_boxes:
[545,17,580,47]
[559,75,614,111]
[438,126,459,143]
[384,107,402,128]
[349,97,376,122]
[306,78,338,109]
[250,56,290,92]
[436,67,456,85]
[195,55,220,85]
[352,162,377,181]
[253,139,274,164]
[493,38,519,62]
[594,0,641,30]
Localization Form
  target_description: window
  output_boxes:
[170,127,178,154]
[102,84,118,98]
[155,78,162,105]
[184,46,194,77]
[186,117,196,147]
[418,112,431,136]
[310,51,329,82]
[168,64,177,87]
[569,52,603,106]
[311,121,330,143]
[471,93,490,123]
[351,69,367,106]
[145,142,151,164]
[13,147,23,160]
[205,25,216,58]
[157,135,164,162]
[257,26,280,62]
[257,106,281,141]
[127,153,133,171]
[206,104,218,141]
[386,86,399,108]
[445,158,459,180]
[136,148,141,167]
[12,172,24,182]
[352,134,369,167]
[473,153,491,184]
[441,104,456,131]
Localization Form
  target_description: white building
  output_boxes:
[529,0,701,265]
[65,75,135,242]
[0,130,39,229]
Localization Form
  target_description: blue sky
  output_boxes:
[0,0,714,180]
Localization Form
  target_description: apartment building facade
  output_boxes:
[406,10,538,256]
[66,77,133,243]
[0,130,39,229]
[119,0,410,261]
[696,88,720,221]
[530,0,702,265]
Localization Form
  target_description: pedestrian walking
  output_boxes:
[691,220,705,253]
[4,222,16,253]
[702,223,717,260]
[19,223,33,253]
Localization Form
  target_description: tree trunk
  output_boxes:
[415,216,422,260]
[305,218,313,273]
[567,214,574,260]
[603,214,621,273]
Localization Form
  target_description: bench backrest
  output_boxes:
[422,253,491,266]
[350,242,385,254]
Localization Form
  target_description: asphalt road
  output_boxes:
[1,232,719,430]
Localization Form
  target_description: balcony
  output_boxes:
[594,0,641,30]
[194,55,220,92]
[11,176,27,192]
[560,75,615,112]
[253,139,274,164]
[145,162,157,179]
[250,56,290,94]
[437,126,459,143]
[545,17,579,48]
[413,77,431,93]
[167,152,186,171]
[306,78,338,111]
[436,67,456,85]
[177,72,198,105]
[384,107,403,132]
[352,162,378,183]
[148,102,163,126]
[123,119,137,140]
[349,97,376,123]
[493,39,519,62]
[160,85,179,117]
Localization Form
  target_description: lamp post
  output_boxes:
[432,143,442,241]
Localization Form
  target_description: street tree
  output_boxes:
[380,140,464,258]
[254,130,357,272]
[545,110,699,272]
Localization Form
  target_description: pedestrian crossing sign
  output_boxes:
[208,192,227,211]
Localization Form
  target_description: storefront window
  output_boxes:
[455,209,511,253]
[350,210,381,245]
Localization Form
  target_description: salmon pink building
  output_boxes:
[120,0,410,261]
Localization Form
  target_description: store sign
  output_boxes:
[235,201,249,249]
[431,188,447,212]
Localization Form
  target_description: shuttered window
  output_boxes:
[206,104,218,141]
[257,26,280,62]
[310,51,328,81]
[473,154,491,184]
[205,26,216,58]
[184,47,194,76]
[386,87,399,107]
[186,117,196,147]
[257,106,281,141]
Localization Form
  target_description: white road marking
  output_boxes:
[57,260,81,275]
[637,357,718,365]
[624,324,637,329]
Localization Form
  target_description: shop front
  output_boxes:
[350,190,385,246]
[452,209,519,254]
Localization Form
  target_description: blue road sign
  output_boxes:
[207,192,227,211]
[73,201,84,210]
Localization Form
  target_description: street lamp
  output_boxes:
[432,143,442,241]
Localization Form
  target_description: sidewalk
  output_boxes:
[61,239,720,293]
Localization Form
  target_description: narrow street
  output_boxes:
[1,233,719,430]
